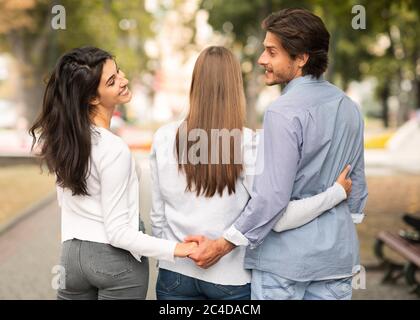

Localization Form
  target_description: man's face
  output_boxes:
[258,32,303,86]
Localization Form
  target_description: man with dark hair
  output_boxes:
[260,8,330,82]
[189,8,368,300]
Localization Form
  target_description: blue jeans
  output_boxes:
[251,270,353,300]
[156,269,251,300]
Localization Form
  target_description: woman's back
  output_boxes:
[151,121,258,285]
[58,126,140,246]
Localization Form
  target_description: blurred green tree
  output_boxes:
[202,0,420,128]
[363,0,420,126]
[0,0,153,122]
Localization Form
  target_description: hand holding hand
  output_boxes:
[184,235,235,269]
[174,241,198,258]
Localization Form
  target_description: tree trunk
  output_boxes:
[416,78,420,110]
[245,67,261,130]
[244,0,272,129]
[380,84,390,128]
[23,76,46,123]
[7,13,54,124]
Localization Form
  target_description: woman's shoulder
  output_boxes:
[92,126,130,157]
[153,120,184,145]
[156,120,183,135]
[242,127,255,136]
[242,127,259,147]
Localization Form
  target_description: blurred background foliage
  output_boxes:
[0,0,419,128]
[0,0,152,121]
[201,0,420,127]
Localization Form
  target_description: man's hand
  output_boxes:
[336,164,352,197]
[184,235,236,269]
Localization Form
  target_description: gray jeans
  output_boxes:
[57,239,149,300]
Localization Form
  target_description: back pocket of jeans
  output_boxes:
[156,269,181,292]
[87,243,133,278]
[325,277,352,299]
[261,272,296,300]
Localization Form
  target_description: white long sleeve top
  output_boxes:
[58,126,177,262]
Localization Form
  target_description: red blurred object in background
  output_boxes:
[116,126,153,152]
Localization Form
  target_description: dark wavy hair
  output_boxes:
[262,8,330,78]
[29,47,113,196]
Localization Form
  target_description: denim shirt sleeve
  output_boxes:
[348,117,368,216]
[232,109,302,248]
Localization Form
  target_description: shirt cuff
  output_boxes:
[351,213,365,224]
[162,240,178,263]
[332,183,364,224]
[130,238,177,263]
[223,225,249,247]
[332,182,348,201]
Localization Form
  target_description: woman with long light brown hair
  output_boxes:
[150,46,352,300]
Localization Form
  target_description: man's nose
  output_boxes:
[258,52,267,66]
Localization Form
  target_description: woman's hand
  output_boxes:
[336,165,352,198]
[174,241,198,258]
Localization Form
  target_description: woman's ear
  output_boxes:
[90,96,100,106]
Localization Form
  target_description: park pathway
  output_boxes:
[0,153,417,300]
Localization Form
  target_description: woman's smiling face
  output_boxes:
[95,58,132,108]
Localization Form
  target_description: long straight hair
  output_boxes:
[29,47,112,196]
[175,46,246,197]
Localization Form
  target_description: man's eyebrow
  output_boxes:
[264,45,277,50]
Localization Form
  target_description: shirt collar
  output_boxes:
[282,74,324,95]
